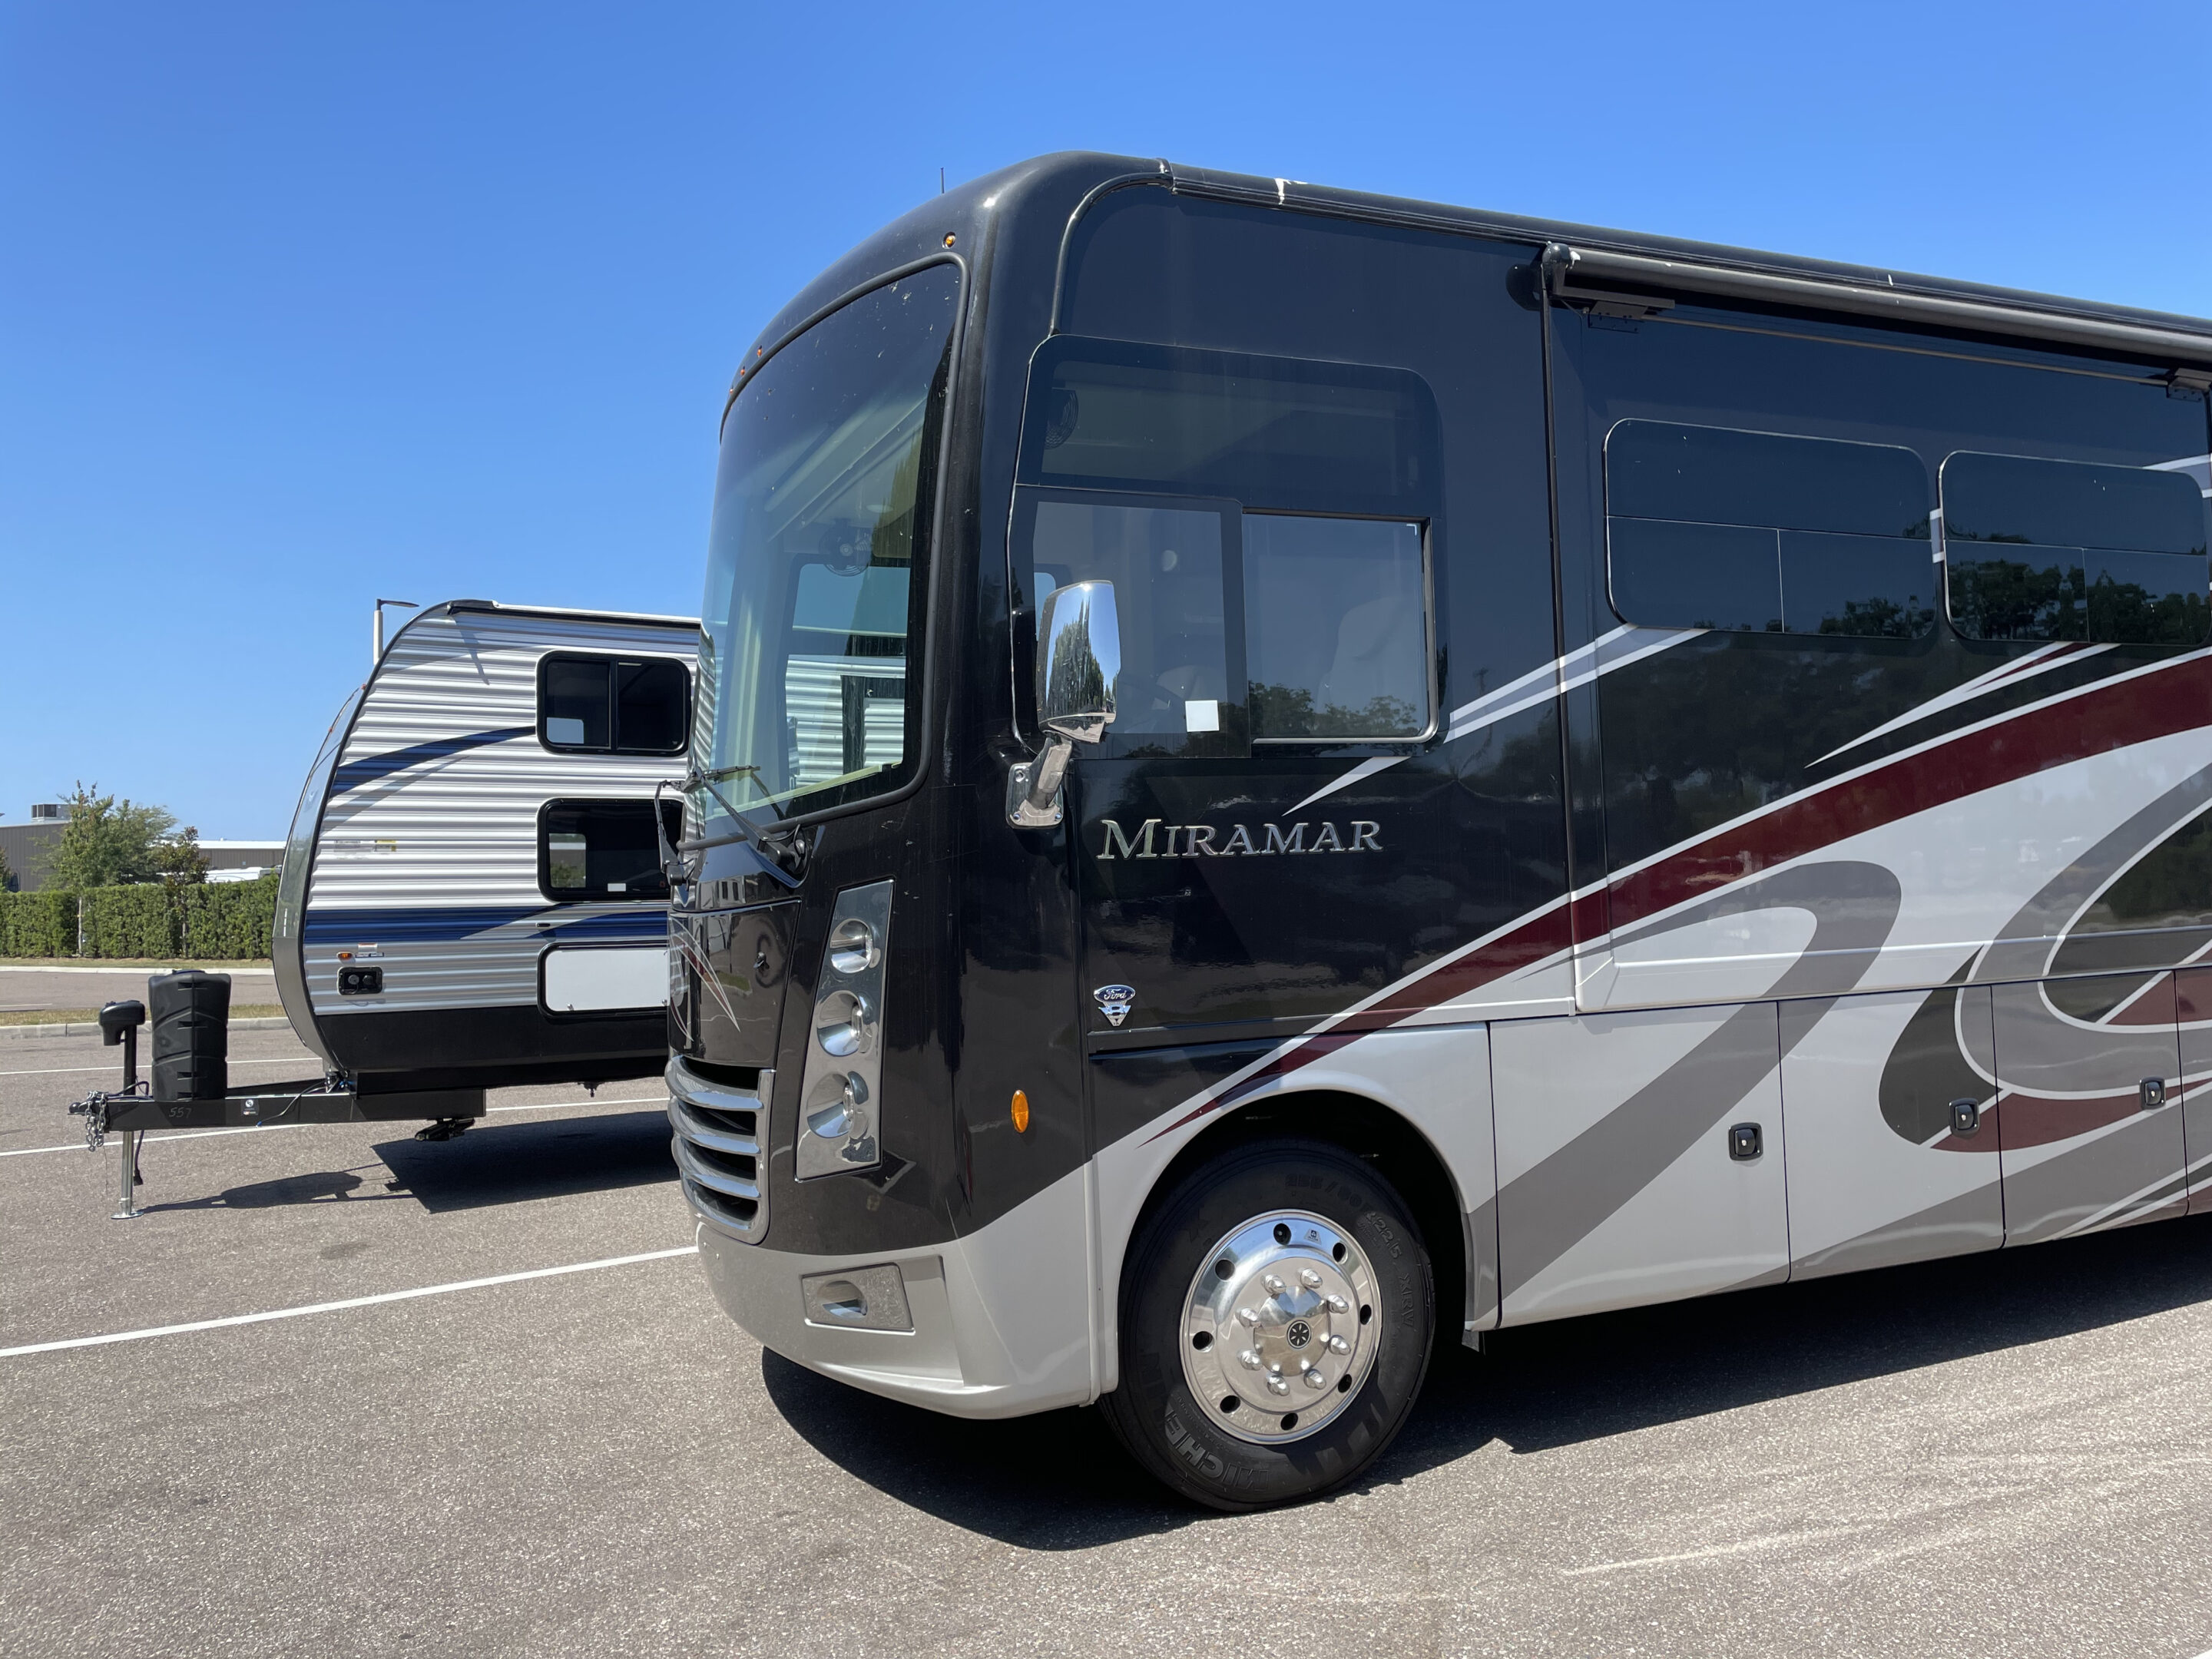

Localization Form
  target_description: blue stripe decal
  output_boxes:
[329,727,534,793]
[303,906,668,946]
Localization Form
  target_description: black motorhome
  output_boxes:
[664,153,2212,1507]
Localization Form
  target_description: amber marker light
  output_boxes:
[1011,1090,1031,1133]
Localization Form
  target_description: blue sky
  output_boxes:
[3,0,2207,836]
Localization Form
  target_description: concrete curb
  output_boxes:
[0,1015,294,1041]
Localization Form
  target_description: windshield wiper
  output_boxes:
[680,762,803,887]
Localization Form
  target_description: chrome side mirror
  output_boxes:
[1008,581,1119,827]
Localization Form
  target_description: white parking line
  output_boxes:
[0,1244,700,1357]
[0,1094,668,1157]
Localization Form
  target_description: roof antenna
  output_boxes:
[373,598,419,667]
[939,167,945,195]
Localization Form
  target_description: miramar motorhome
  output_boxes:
[661,153,2212,1508]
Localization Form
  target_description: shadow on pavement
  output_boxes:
[760,1351,1195,1548]
[375,1109,676,1212]
[768,1210,2212,1538]
[144,1166,404,1210]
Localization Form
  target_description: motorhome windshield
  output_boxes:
[694,264,959,834]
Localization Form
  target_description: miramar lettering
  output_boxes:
[1096,818,1383,859]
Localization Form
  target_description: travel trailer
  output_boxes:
[273,600,697,1116]
[661,153,2212,1508]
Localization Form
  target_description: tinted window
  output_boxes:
[1025,493,1239,750]
[1019,337,1439,518]
[539,799,682,902]
[1245,515,1428,738]
[542,658,612,748]
[615,660,688,753]
[697,264,957,830]
[1942,452,2210,644]
[540,654,691,754]
[1605,422,1935,638]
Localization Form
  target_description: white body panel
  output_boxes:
[1493,1004,1787,1323]
[303,606,692,1020]
[542,945,667,1013]
[1781,988,2003,1277]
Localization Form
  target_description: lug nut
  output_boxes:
[1303,1366,1326,1389]
[1236,1306,1259,1326]
[1326,1334,1350,1354]
[1263,1273,1286,1296]
[1324,1293,1349,1313]
[1238,1349,1261,1371]
[1298,1267,1323,1288]
[1268,1376,1290,1396]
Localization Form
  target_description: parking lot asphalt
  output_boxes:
[9,1025,2212,1657]
[0,962,279,1015]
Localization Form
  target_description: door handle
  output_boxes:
[1949,1097,1981,1137]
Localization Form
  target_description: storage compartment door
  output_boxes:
[541,945,667,1015]
[1781,986,2002,1278]
[1995,972,2184,1243]
[1493,1002,1787,1324]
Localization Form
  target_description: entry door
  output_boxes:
[1995,972,2185,1243]
[1492,1001,1788,1324]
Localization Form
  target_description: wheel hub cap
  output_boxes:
[1180,1210,1379,1444]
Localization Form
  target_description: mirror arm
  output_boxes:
[1005,733,1073,829]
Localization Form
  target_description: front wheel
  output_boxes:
[1100,1137,1435,1510]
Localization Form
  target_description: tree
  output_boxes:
[45,782,197,888]
[151,825,211,884]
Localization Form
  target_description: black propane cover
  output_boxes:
[150,969,230,1102]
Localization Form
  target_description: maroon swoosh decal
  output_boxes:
[1147,655,2212,1144]
[1610,661,2212,932]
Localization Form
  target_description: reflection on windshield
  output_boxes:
[696,265,959,833]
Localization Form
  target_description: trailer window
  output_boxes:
[539,654,690,755]
[1245,515,1428,739]
[1942,452,2210,644]
[1604,422,1936,639]
[538,799,682,902]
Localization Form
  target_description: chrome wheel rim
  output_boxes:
[1178,1208,1380,1445]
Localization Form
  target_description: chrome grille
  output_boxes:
[667,1056,770,1240]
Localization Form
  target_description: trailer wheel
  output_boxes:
[1101,1137,1434,1510]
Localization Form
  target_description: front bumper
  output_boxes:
[685,1164,1101,1421]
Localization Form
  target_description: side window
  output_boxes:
[1013,338,1442,757]
[1245,515,1428,739]
[1025,493,1240,751]
[1605,421,1936,638]
[538,799,682,902]
[1942,453,2210,644]
[539,654,690,755]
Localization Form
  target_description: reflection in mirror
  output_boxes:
[1037,581,1121,742]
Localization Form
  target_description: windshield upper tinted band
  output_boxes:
[695,264,960,834]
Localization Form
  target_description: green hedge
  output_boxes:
[0,889,80,957]
[0,872,280,960]
[181,874,280,960]
[81,883,178,958]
